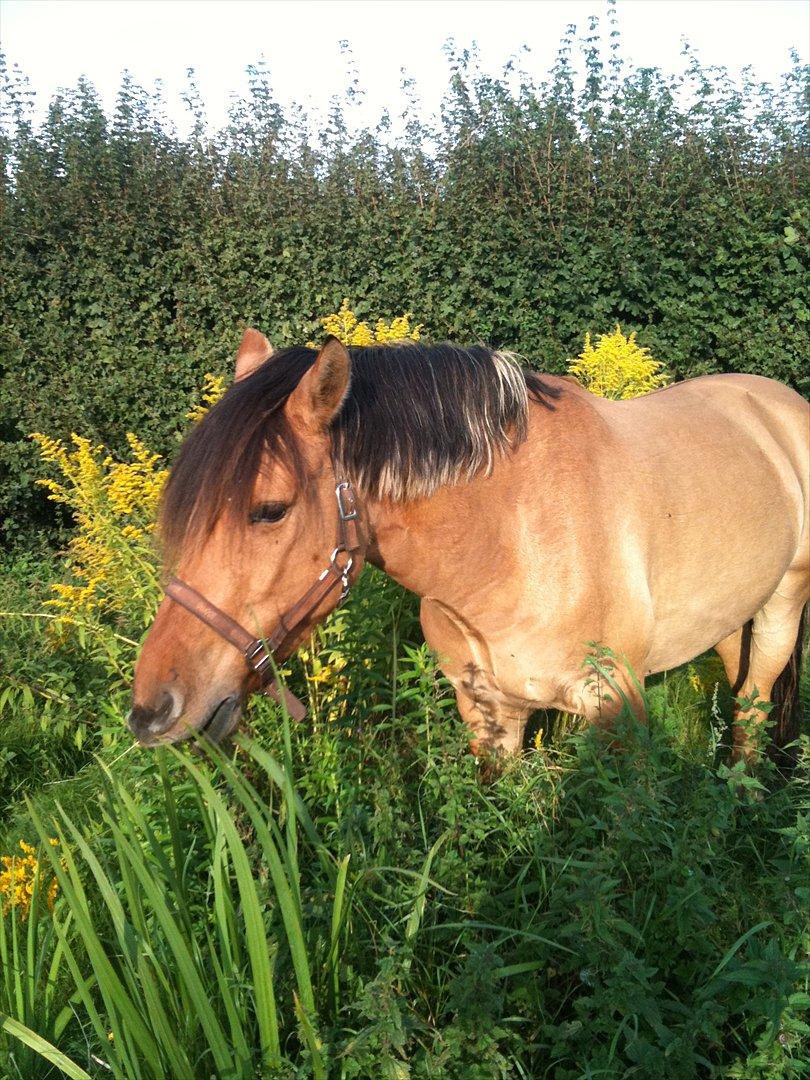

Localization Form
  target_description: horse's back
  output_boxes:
[600,372,809,533]
[654,374,806,546]
[649,372,807,470]
[548,373,809,673]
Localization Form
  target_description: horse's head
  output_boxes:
[129,330,360,745]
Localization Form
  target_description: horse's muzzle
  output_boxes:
[198,695,241,745]
[128,691,240,746]
[128,690,178,743]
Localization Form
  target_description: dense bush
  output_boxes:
[2,9,808,540]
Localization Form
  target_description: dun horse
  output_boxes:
[131,330,809,762]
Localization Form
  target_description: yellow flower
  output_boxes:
[187,373,228,422]
[0,839,62,919]
[30,430,169,630]
[568,326,670,400]
[300,639,352,721]
[310,300,423,348]
[687,656,726,697]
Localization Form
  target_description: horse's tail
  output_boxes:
[768,603,808,772]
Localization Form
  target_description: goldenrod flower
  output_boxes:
[310,300,422,348]
[30,431,168,630]
[568,326,670,400]
[0,839,61,919]
[686,656,725,697]
[300,639,351,722]
[187,373,228,422]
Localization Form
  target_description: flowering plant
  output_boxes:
[310,299,423,347]
[0,839,61,919]
[30,432,166,630]
[568,325,670,399]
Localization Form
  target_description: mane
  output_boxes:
[160,342,560,559]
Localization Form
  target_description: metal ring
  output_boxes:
[330,547,353,575]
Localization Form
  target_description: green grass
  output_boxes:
[1,555,808,1078]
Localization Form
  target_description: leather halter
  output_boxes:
[164,479,362,722]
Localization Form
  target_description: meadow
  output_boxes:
[1,318,808,1078]
[1,563,808,1078]
[1,10,809,1077]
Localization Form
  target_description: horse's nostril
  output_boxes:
[128,691,179,741]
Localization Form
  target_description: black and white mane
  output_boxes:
[161,341,559,556]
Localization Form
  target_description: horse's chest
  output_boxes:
[419,596,573,710]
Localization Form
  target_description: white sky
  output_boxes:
[1,0,808,135]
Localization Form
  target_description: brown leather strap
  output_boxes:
[163,478,362,724]
[165,577,255,654]
[164,577,309,720]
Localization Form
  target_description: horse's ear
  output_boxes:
[286,337,351,435]
[235,327,274,381]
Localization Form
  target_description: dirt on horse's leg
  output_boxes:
[731,571,807,764]
[454,690,529,756]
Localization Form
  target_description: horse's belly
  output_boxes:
[643,502,801,674]
[645,589,771,674]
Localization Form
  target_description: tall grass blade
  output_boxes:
[1,1013,92,1079]
[329,854,351,1017]
[30,803,160,1075]
[172,751,282,1071]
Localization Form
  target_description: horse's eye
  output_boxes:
[249,502,288,525]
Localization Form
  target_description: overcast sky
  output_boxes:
[2,0,808,135]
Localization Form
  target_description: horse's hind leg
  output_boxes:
[714,624,750,694]
[730,567,808,765]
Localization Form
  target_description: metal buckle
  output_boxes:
[245,640,272,676]
[335,480,358,523]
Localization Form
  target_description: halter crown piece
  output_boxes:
[164,478,362,722]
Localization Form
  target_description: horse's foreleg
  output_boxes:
[454,688,530,755]
[570,653,647,728]
[419,597,530,754]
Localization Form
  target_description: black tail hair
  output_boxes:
[768,604,808,772]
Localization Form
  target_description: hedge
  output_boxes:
[1,11,808,541]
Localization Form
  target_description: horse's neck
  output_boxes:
[362,386,599,606]
[365,499,441,599]
[364,468,520,605]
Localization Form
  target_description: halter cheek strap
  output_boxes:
[164,479,362,722]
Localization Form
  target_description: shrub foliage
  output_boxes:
[1,10,808,539]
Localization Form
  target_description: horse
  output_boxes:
[130,329,809,764]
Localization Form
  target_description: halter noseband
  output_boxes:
[164,479,362,722]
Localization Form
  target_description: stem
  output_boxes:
[0,611,140,649]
